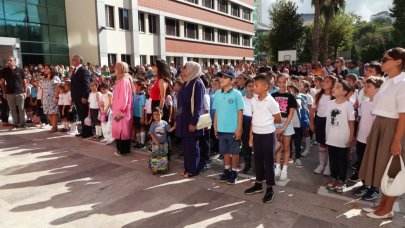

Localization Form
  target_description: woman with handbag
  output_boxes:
[112,62,133,155]
[175,61,206,177]
[359,47,405,219]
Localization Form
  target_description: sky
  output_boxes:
[261,0,393,25]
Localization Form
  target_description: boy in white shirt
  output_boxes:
[244,74,282,204]
[241,78,254,173]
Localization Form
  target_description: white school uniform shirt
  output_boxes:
[313,94,331,118]
[349,89,359,105]
[372,72,405,119]
[58,93,64,105]
[291,98,301,128]
[243,95,253,117]
[251,94,281,134]
[304,93,314,108]
[145,97,152,114]
[64,91,72,106]
[88,91,102,109]
[357,100,376,144]
[325,100,355,148]
[203,94,210,113]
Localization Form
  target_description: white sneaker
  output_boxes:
[301,150,310,157]
[105,139,115,145]
[280,170,288,181]
[99,139,108,143]
[275,167,281,177]
[313,165,324,174]
[323,166,331,176]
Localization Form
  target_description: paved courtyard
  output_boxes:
[0,125,404,228]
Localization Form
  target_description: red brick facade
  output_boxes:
[166,38,253,58]
[138,0,254,33]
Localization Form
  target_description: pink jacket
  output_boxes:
[112,77,133,140]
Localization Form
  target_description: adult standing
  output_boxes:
[0,56,26,129]
[333,57,349,79]
[150,59,169,110]
[70,54,92,138]
[175,61,205,177]
[112,62,133,155]
[41,65,61,133]
[359,47,405,219]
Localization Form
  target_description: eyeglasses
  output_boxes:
[335,61,341,63]
[381,57,395,64]
[7,59,13,62]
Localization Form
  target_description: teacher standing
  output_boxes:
[112,62,133,155]
[70,54,92,138]
[150,59,170,110]
[175,61,205,177]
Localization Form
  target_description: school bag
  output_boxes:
[296,94,310,130]
[148,146,169,174]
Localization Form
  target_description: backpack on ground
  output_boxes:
[149,149,169,174]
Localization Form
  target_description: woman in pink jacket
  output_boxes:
[112,62,133,155]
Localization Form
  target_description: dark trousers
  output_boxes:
[241,116,252,166]
[183,137,200,176]
[210,126,219,155]
[292,127,303,159]
[1,96,9,123]
[355,141,367,173]
[75,101,92,137]
[328,145,349,182]
[36,100,48,124]
[199,129,210,161]
[116,139,131,154]
[253,132,276,186]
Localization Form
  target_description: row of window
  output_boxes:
[107,53,159,66]
[165,18,251,46]
[187,0,251,21]
[105,5,130,30]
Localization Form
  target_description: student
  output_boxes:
[298,80,314,156]
[62,81,73,133]
[310,75,337,175]
[351,77,384,201]
[272,74,298,181]
[132,80,147,149]
[244,74,281,203]
[25,78,33,123]
[241,77,255,173]
[89,81,102,139]
[149,107,175,154]
[324,80,355,193]
[213,70,244,184]
[209,78,221,157]
[356,62,384,105]
[64,81,78,135]
[58,83,67,132]
[99,82,114,144]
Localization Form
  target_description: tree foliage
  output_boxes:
[390,0,405,47]
[268,0,304,62]
[326,12,355,60]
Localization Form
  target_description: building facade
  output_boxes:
[66,0,254,67]
[0,0,69,66]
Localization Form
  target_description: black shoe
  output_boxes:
[362,187,381,201]
[348,172,360,183]
[263,188,275,204]
[82,134,92,138]
[353,184,368,196]
[219,169,231,183]
[245,183,263,195]
[242,165,251,174]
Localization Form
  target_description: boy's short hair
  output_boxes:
[254,73,270,86]
[245,77,254,86]
[365,76,384,89]
[287,84,299,93]
[346,74,358,82]
[152,107,163,114]
[339,80,352,94]
[291,75,300,82]
[367,61,384,76]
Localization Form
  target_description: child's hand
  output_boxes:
[153,140,160,145]
[346,137,354,147]
[249,136,253,147]
[234,129,242,140]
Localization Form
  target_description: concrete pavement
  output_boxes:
[0,125,404,228]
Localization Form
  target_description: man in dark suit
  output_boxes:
[70,54,92,138]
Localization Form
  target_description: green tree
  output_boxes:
[268,0,304,62]
[327,12,354,60]
[390,0,405,47]
[299,26,313,63]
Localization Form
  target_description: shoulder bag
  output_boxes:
[381,155,405,197]
[191,80,212,130]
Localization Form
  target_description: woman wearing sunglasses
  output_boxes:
[359,47,405,219]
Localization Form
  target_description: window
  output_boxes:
[202,0,214,9]
[242,8,251,20]
[121,54,131,64]
[231,32,239,45]
[138,13,145,32]
[231,4,240,17]
[218,0,227,13]
[148,14,157,34]
[184,22,198,39]
[105,5,114,28]
[242,35,250,47]
[119,8,129,30]
[150,55,157,65]
[108,54,117,66]
[187,0,198,4]
[165,18,179,36]
[218,29,228,43]
[140,55,147,65]
[203,26,214,41]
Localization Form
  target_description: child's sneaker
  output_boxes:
[275,166,281,177]
[263,187,275,204]
[245,182,263,195]
[353,184,369,196]
[348,172,360,183]
[326,180,336,191]
[294,158,303,168]
[227,171,238,184]
[313,165,324,174]
[334,181,346,193]
[280,170,287,181]
[362,187,381,201]
[219,169,231,183]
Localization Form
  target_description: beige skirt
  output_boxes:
[359,116,405,188]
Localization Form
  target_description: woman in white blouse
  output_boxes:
[359,47,405,219]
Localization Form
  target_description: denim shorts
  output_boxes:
[218,132,241,155]
[275,118,295,136]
